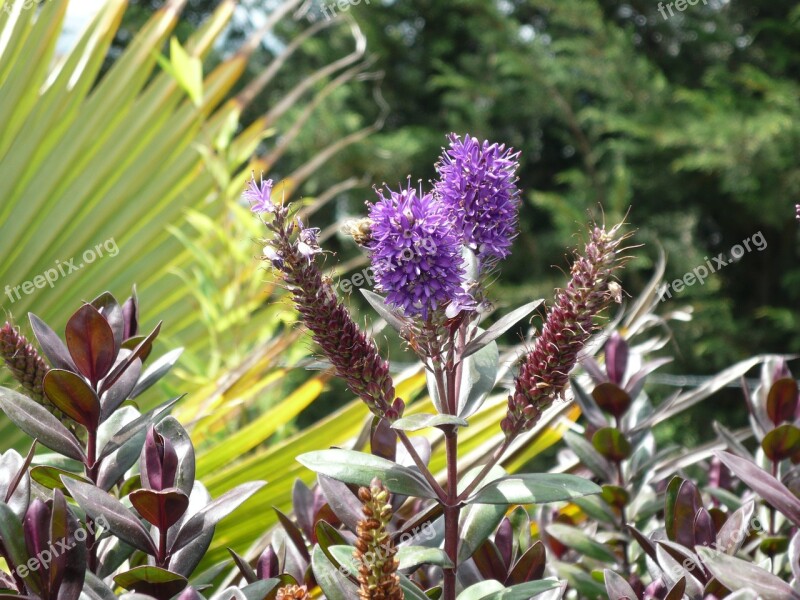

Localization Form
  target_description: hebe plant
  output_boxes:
[250,133,630,599]
[0,292,266,599]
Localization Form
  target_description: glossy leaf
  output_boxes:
[461,300,543,359]
[546,524,618,563]
[715,451,800,527]
[129,348,184,399]
[0,386,84,462]
[310,545,357,600]
[169,481,266,554]
[766,377,798,426]
[457,502,506,563]
[65,304,116,385]
[457,339,499,418]
[456,579,559,600]
[761,423,800,462]
[113,566,188,600]
[297,449,436,498]
[391,413,469,431]
[592,383,632,419]
[603,569,637,600]
[507,541,546,585]
[28,313,76,372]
[43,369,101,430]
[129,488,189,530]
[696,547,797,600]
[61,477,156,555]
[469,474,601,505]
[592,427,632,462]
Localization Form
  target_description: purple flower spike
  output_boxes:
[244,174,275,213]
[604,332,629,386]
[368,184,470,320]
[143,426,178,491]
[435,133,521,269]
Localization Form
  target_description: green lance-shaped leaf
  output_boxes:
[297,449,437,498]
[468,474,602,505]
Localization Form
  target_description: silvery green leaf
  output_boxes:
[458,338,499,418]
[462,300,543,359]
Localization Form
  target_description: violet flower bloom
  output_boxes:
[368,184,471,320]
[434,133,521,270]
[245,174,275,213]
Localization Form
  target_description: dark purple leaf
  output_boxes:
[129,488,189,530]
[592,383,632,420]
[169,482,265,554]
[257,547,280,581]
[507,540,546,585]
[494,518,513,569]
[318,476,363,534]
[121,289,139,341]
[665,477,701,546]
[604,333,628,386]
[693,508,716,548]
[97,396,181,462]
[141,417,193,497]
[100,358,141,422]
[370,417,396,461]
[274,508,310,562]
[766,378,798,426]
[142,427,179,492]
[59,493,87,600]
[715,500,754,555]
[65,305,116,385]
[113,566,187,600]
[176,587,204,600]
[715,451,800,527]
[761,424,800,462]
[592,427,631,462]
[292,479,316,541]
[90,293,123,357]
[603,569,638,600]
[570,378,608,429]
[28,313,76,372]
[0,387,84,462]
[472,540,506,581]
[61,478,156,555]
[228,548,258,583]
[664,578,685,600]
[99,322,161,396]
[627,526,658,562]
[23,499,50,596]
[43,369,101,430]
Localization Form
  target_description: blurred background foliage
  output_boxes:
[1,0,799,573]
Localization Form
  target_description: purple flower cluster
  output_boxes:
[368,185,470,320]
[245,174,275,213]
[435,133,521,268]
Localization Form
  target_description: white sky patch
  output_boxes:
[57,0,106,56]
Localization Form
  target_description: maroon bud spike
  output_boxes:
[604,332,628,386]
[506,223,629,435]
[255,187,399,421]
[256,545,280,580]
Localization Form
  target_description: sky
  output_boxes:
[56,0,107,55]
